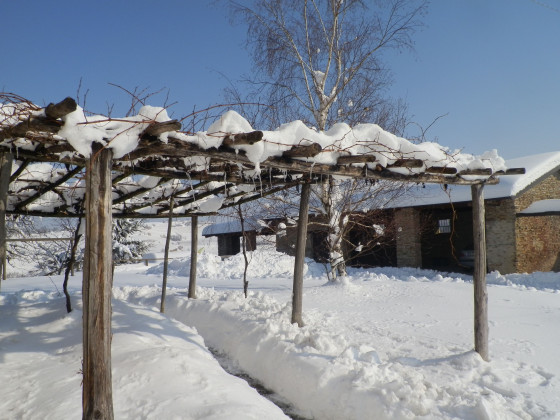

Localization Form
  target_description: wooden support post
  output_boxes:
[83,144,114,420]
[0,152,13,285]
[188,215,198,299]
[472,184,489,361]
[160,198,174,313]
[292,183,311,327]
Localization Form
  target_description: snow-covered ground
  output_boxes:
[1,220,559,419]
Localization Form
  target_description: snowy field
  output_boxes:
[1,220,559,419]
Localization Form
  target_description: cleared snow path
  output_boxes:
[116,274,559,420]
[209,348,311,420]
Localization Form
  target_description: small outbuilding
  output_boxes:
[388,151,560,274]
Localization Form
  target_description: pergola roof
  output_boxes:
[0,95,524,218]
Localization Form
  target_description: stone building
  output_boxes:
[391,152,560,274]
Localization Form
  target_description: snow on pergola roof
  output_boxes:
[0,95,524,218]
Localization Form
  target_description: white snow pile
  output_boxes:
[1,101,508,177]
[146,249,324,280]
[0,289,286,419]
[2,240,559,419]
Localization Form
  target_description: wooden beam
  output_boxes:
[0,116,62,141]
[14,166,83,211]
[142,120,182,137]
[282,142,322,158]
[0,151,13,284]
[44,97,77,119]
[471,183,489,361]
[83,143,114,419]
[425,166,458,175]
[336,155,376,165]
[460,168,492,176]
[113,177,170,205]
[221,130,263,146]
[9,159,29,182]
[389,159,423,168]
[188,215,198,299]
[157,183,235,214]
[292,182,311,327]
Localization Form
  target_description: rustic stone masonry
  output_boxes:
[485,171,560,274]
[513,171,560,273]
[485,199,517,274]
[516,214,560,272]
[514,172,560,212]
[395,207,422,267]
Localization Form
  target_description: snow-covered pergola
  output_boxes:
[0,96,524,419]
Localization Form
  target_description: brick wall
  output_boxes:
[395,208,422,267]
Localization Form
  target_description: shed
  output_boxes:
[202,218,275,256]
[385,151,560,274]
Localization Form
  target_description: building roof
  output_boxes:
[201,217,268,236]
[387,151,560,209]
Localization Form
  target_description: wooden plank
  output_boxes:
[113,177,170,205]
[221,130,263,146]
[388,159,424,168]
[44,97,77,119]
[188,215,198,299]
[282,142,322,158]
[425,166,457,175]
[459,168,492,176]
[292,182,311,327]
[336,155,376,165]
[6,237,72,242]
[142,120,182,137]
[0,151,12,283]
[9,159,29,182]
[471,184,489,361]
[82,144,114,419]
[14,165,83,211]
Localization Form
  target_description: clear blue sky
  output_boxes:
[3,0,559,159]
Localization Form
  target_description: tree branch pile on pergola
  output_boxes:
[0,95,524,419]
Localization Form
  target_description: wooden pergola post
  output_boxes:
[471,183,489,361]
[160,197,174,313]
[83,144,114,420]
[188,215,198,299]
[0,151,12,284]
[292,183,311,327]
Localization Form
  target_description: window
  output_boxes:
[437,218,451,234]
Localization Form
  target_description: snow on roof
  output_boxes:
[1,102,509,177]
[519,199,560,215]
[387,151,560,208]
[201,111,508,175]
[201,217,270,237]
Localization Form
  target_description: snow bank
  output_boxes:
[146,249,325,279]
[0,290,288,419]
[118,281,554,420]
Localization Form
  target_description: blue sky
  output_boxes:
[3,0,559,159]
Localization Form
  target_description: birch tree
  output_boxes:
[227,0,427,278]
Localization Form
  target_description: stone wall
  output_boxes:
[395,207,422,267]
[514,171,560,212]
[485,199,517,274]
[513,171,560,273]
[516,214,560,272]
[483,171,560,274]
